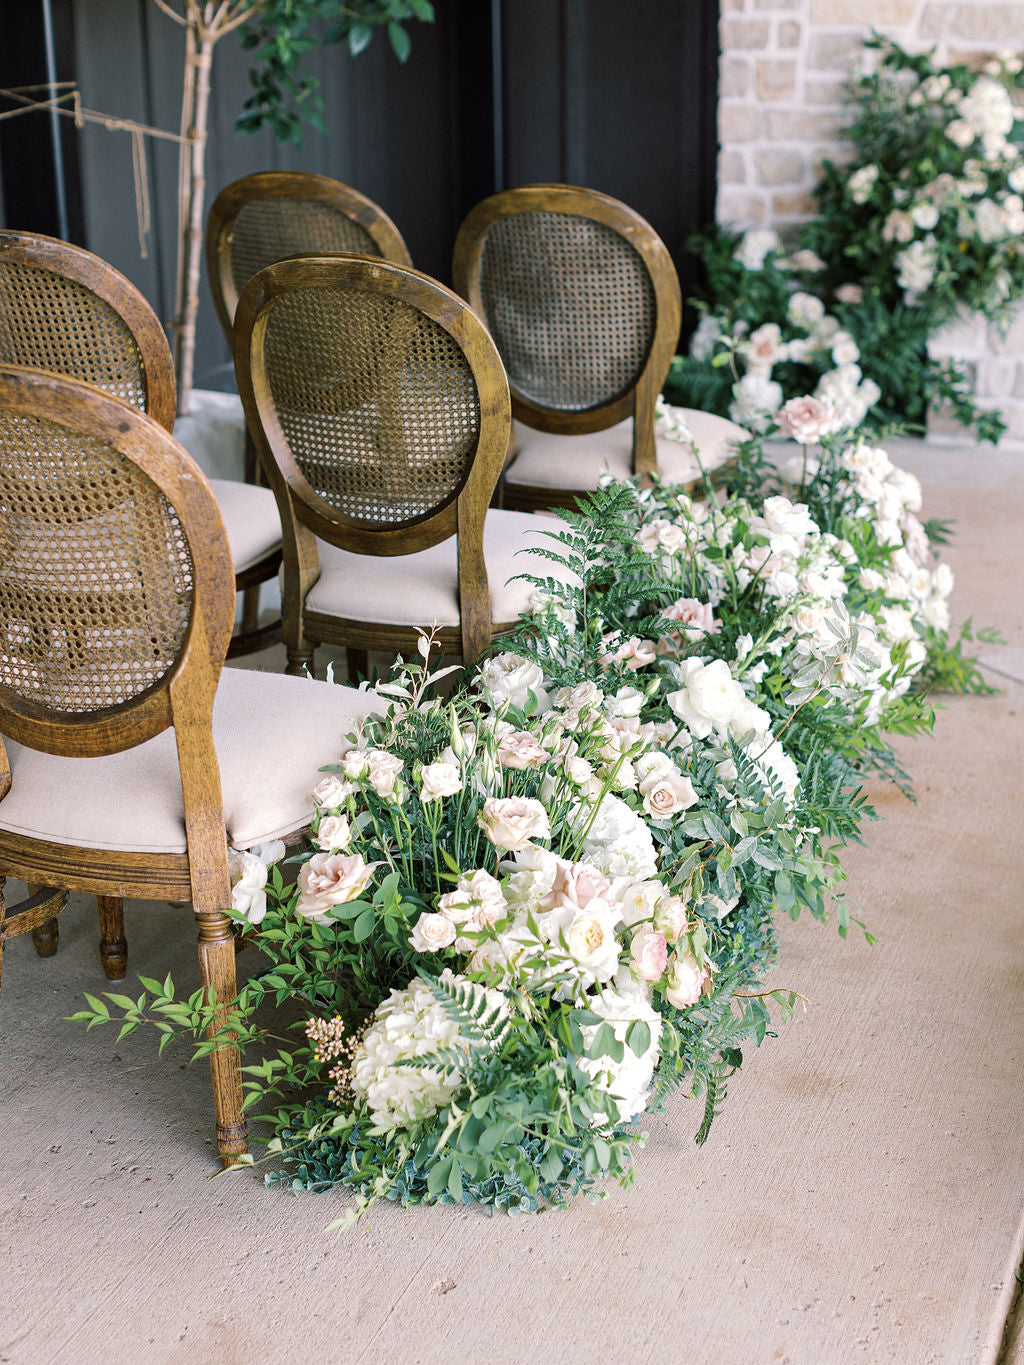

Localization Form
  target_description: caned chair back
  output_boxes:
[0,366,234,759]
[0,230,176,431]
[452,184,682,477]
[207,172,413,342]
[234,253,511,558]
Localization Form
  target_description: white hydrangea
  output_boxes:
[734,228,781,271]
[787,292,827,330]
[896,237,939,294]
[847,164,879,204]
[577,793,659,881]
[351,969,510,1133]
[576,971,663,1126]
[729,373,784,433]
[689,312,723,361]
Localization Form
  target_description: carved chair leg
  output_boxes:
[97,895,127,980]
[346,648,368,685]
[27,881,60,957]
[239,584,261,636]
[285,645,316,677]
[195,909,248,1165]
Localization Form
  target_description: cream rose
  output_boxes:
[478,796,551,851]
[408,912,457,952]
[664,951,711,1008]
[295,852,376,924]
[479,652,547,712]
[312,773,354,809]
[496,730,548,770]
[418,761,462,801]
[315,814,352,851]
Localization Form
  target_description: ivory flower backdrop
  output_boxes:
[76,401,992,1221]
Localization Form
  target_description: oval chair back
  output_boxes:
[452,184,683,498]
[0,229,176,429]
[207,171,413,344]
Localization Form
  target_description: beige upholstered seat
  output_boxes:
[235,254,571,679]
[0,670,378,855]
[506,411,747,492]
[208,477,286,576]
[452,185,746,510]
[305,509,567,628]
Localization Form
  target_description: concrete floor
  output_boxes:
[1,438,1022,1365]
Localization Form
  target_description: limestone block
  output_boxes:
[808,32,866,72]
[805,80,847,105]
[721,17,771,48]
[778,20,802,47]
[755,147,806,185]
[810,0,917,20]
[920,3,1024,43]
[1013,364,1024,400]
[927,306,990,359]
[721,0,747,10]
[767,110,844,140]
[718,191,769,226]
[757,58,798,101]
[1002,403,1024,441]
[754,0,801,8]
[988,302,1024,356]
[977,358,1018,399]
[720,150,748,185]
[721,57,751,98]
[720,105,764,142]
[772,190,818,216]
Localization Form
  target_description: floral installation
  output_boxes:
[668,35,1024,443]
[74,394,997,1222]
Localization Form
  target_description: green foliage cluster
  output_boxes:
[237,0,435,143]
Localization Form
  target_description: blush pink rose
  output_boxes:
[295,852,376,924]
[477,796,551,851]
[630,927,668,982]
[774,395,838,444]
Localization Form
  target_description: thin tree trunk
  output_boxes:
[173,16,213,417]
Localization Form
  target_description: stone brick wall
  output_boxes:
[717,0,1024,443]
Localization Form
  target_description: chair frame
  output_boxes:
[0,365,246,1161]
[234,253,513,673]
[451,183,683,510]
[0,229,282,657]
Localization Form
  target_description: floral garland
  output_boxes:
[668,36,1024,444]
[78,400,991,1222]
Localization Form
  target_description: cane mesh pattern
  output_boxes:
[0,260,148,410]
[263,286,480,525]
[0,411,193,714]
[478,211,655,412]
[230,199,379,301]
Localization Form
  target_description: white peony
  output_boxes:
[478,652,548,712]
[576,974,663,1125]
[734,228,781,272]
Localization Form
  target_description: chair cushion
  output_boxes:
[208,479,282,575]
[305,509,573,628]
[0,670,380,854]
[505,410,747,490]
[172,388,247,482]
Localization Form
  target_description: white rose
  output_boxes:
[419,760,463,801]
[479,652,548,712]
[312,773,354,808]
[409,912,457,952]
[227,849,269,925]
[315,813,352,851]
[478,796,551,850]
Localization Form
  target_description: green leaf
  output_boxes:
[447,1157,463,1201]
[387,20,412,62]
[352,908,376,942]
[348,21,373,56]
[626,1019,651,1056]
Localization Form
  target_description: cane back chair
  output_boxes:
[0,365,379,1159]
[0,229,283,657]
[451,184,746,511]
[234,254,569,678]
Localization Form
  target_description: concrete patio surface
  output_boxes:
[1,438,1022,1365]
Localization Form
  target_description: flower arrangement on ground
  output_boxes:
[76,402,992,1221]
[668,35,1024,443]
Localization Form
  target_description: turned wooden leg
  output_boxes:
[31,919,59,957]
[239,584,261,637]
[346,648,368,685]
[97,895,127,980]
[285,645,316,677]
[195,909,248,1165]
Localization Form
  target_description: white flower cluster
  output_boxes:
[350,969,509,1133]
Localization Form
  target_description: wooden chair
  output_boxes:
[0,229,283,657]
[451,184,746,511]
[0,365,379,1160]
[234,254,569,678]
